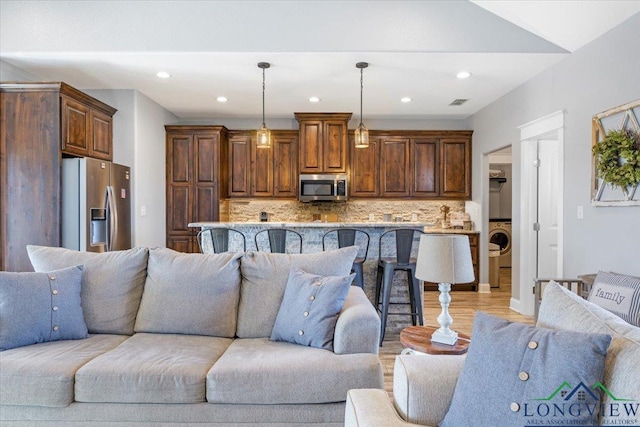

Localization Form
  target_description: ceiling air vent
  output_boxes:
[449,99,469,106]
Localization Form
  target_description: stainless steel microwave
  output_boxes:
[298,174,348,202]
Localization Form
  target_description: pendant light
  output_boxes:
[256,62,271,148]
[354,62,370,148]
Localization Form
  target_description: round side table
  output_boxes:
[400,326,471,355]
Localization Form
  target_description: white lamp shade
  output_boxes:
[415,234,475,284]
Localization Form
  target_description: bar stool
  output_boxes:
[196,228,246,253]
[321,228,370,289]
[254,228,303,253]
[375,228,425,345]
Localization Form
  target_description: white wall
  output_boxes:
[133,91,178,247]
[470,13,640,296]
[0,59,41,80]
[86,89,178,248]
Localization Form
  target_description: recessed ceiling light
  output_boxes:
[216,96,228,103]
[400,97,412,103]
[309,96,320,103]
[456,71,471,79]
[156,71,171,79]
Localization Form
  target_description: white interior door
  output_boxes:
[537,139,560,279]
[517,110,564,316]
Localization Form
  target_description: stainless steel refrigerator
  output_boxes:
[62,157,132,252]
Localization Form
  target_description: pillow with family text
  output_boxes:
[587,271,640,327]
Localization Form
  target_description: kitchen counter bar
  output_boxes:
[189,221,478,333]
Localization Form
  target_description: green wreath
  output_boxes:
[592,128,640,191]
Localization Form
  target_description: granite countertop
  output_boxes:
[422,227,479,234]
[189,221,479,233]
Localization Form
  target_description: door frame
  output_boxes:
[516,110,564,316]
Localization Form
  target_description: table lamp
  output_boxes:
[415,234,475,345]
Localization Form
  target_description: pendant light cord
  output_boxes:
[359,67,364,127]
[262,67,266,127]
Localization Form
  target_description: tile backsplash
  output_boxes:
[224,199,465,223]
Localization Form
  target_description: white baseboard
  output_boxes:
[510,297,522,313]
[478,283,491,293]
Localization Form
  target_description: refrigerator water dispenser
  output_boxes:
[90,208,107,246]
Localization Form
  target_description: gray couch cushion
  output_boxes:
[538,281,640,423]
[270,268,354,351]
[75,333,232,404]
[0,266,87,351]
[27,245,149,335]
[206,337,383,404]
[441,311,611,427]
[0,334,128,407]
[134,248,242,337]
[236,246,359,338]
[587,271,640,326]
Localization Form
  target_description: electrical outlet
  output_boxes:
[577,205,583,219]
[141,206,147,217]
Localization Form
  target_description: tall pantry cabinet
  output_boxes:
[1,82,116,271]
[165,126,228,252]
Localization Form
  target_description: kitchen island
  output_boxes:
[189,221,479,334]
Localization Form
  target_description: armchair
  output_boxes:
[346,354,466,427]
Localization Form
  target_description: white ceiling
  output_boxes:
[1,1,639,121]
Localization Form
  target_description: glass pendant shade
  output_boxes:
[354,123,369,148]
[257,62,271,148]
[256,124,271,148]
[355,62,370,148]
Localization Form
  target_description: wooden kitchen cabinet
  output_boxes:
[412,138,439,197]
[350,135,380,197]
[166,126,228,252]
[228,132,252,197]
[295,113,351,174]
[440,137,472,199]
[380,136,412,197]
[60,88,116,161]
[349,130,472,200]
[227,130,298,198]
[252,136,273,197]
[0,82,117,271]
[272,131,299,197]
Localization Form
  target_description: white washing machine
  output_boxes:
[489,221,512,268]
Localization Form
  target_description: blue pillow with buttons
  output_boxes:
[270,267,355,351]
[440,311,612,427]
[0,266,88,351]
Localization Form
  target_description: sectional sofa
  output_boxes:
[0,245,383,426]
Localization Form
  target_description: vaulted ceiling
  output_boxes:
[1,1,639,120]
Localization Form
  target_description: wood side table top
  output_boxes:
[400,326,471,355]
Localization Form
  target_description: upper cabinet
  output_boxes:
[380,137,412,197]
[349,130,472,199]
[59,85,117,161]
[440,138,472,199]
[295,113,351,174]
[227,130,298,198]
[0,82,117,271]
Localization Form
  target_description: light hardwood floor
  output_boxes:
[378,268,533,394]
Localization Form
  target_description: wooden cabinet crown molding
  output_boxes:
[1,82,117,116]
[293,112,353,122]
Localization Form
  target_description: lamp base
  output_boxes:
[431,328,459,346]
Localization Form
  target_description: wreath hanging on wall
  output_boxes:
[592,128,640,191]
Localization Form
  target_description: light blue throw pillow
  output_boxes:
[270,267,355,351]
[0,266,88,351]
[440,311,612,427]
